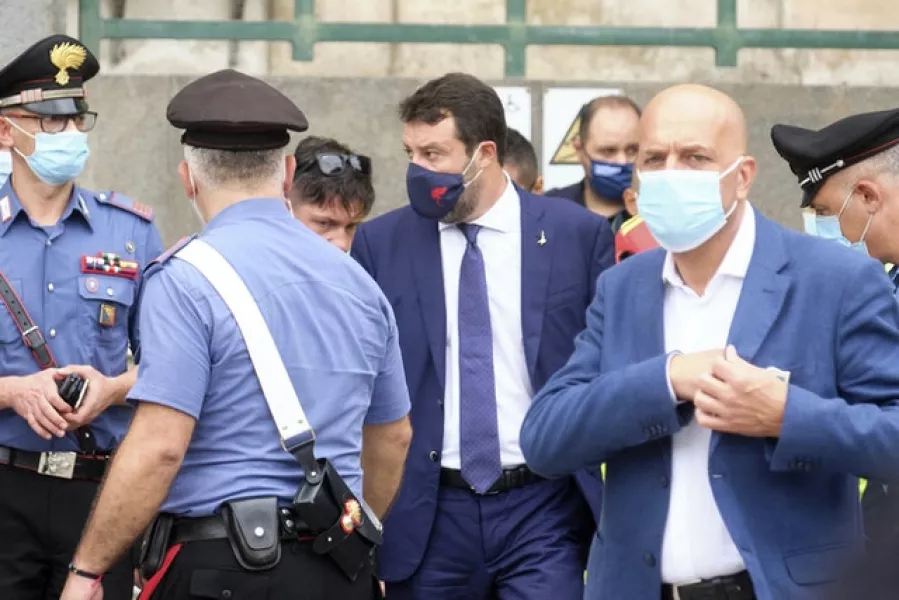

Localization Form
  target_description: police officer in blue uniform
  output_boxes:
[0,34,165,599]
[59,68,412,600]
[772,108,899,598]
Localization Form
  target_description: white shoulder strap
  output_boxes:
[175,239,315,449]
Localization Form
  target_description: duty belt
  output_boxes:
[0,271,98,452]
[170,509,313,546]
[0,446,110,481]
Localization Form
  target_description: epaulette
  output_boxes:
[146,234,198,271]
[95,191,155,222]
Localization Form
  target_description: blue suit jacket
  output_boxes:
[352,187,614,581]
[520,211,899,600]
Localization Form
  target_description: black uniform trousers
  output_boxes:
[146,538,381,600]
[0,463,133,600]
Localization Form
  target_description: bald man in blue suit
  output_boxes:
[521,84,899,600]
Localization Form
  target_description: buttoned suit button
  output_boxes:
[429,451,439,462]
[644,553,656,567]
[660,476,669,488]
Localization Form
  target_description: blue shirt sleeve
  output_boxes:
[128,264,211,419]
[364,305,410,425]
[129,222,166,356]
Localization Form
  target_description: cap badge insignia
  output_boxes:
[49,42,87,86]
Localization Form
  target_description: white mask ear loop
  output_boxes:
[462,145,485,188]
[720,156,745,219]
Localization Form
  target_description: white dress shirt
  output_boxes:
[660,203,756,584]
[439,176,534,469]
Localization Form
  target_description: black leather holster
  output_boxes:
[139,513,174,581]
[292,453,382,582]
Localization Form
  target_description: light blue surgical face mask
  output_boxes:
[6,117,89,186]
[801,187,873,255]
[636,157,743,253]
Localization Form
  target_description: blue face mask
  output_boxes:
[589,159,633,203]
[7,118,90,186]
[801,188,873,255]
[636,157,743,253]
[406,146,483,221]
[0,152,11,182]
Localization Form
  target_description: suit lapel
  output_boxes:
[631,251,667,361]
[725,212,790,362]
[712,211,790,453]
[411,215,447,390]
[519,192,551,384]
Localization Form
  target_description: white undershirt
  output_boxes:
[439,176,534,469]
[660,203,756,584]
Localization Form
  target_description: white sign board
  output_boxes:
[493,86,532,141]
[542,87,623,192]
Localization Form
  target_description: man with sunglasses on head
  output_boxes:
[289,136,375,253]
[0,34,164,599]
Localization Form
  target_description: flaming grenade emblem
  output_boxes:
[50,42,87,86]
[340,499,364,534]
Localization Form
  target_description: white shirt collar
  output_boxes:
[439,174,519,233]
[662,202,756,287]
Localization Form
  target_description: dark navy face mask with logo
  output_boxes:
[589,159,634,203]
[406,146,483,221]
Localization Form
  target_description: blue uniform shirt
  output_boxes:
[0,180,165,452]
[130,198,411,516]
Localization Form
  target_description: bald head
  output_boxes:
[637,84,756,206]
[641,84,747,160]
[636,85,756,256]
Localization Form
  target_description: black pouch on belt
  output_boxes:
[139,513,175,581]
[221,496,282,571]
[292,457,382,582]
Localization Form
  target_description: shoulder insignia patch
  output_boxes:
[95,191,155,222]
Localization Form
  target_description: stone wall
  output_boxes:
[75,75,897,247]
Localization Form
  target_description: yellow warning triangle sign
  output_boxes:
[550,113,582,165]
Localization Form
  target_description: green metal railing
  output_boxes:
[79,0,899,78]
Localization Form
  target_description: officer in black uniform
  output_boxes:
[0,35,164,599]
[772,108,899,598]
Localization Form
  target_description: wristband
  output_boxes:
[68,563,103,582]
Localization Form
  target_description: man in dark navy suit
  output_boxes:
[351,72,614,599]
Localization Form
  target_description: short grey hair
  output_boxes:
[843,144,899,187]
[183,144,285,190]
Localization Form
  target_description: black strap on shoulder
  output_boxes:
[0,271,97,452]
[0,272,56,369]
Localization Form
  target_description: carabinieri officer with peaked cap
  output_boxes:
[60,68,412,600]
[0,34,165,599]
[772,108,899,598]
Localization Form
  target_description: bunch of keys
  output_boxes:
[57,373,90,410]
